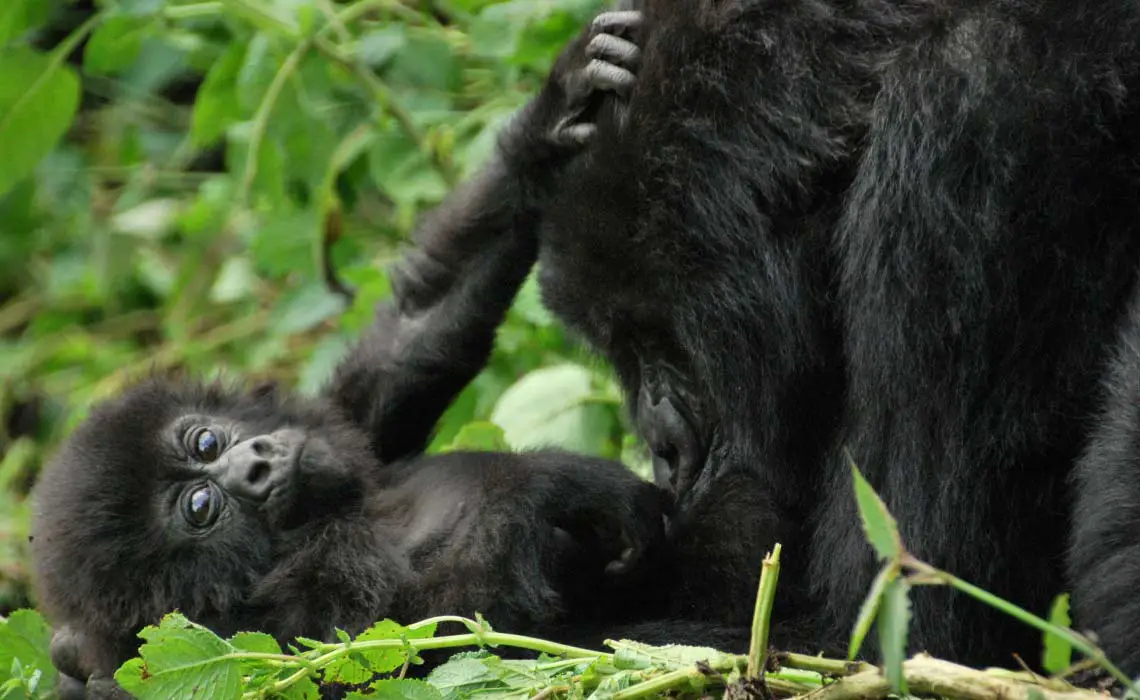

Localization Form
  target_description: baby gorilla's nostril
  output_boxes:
[247,461,270,485]
[250,438,270,457]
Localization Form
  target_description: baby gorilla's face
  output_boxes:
[30,379,381,675]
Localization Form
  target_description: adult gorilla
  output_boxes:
[539,0,1140,671]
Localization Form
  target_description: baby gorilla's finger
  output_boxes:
[587,33,642,72]
[583,59,636,99]
[591,10,643,39]
[605,483,668,576]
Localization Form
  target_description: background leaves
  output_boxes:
[0,0,630,618]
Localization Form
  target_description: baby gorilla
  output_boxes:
[32,10,652,698]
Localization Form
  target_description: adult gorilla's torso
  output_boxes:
[537,0,1140,667]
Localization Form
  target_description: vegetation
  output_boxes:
[0,1,1135,698]
[0,0,643,616]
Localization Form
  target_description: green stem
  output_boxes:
[163,2,224,19]
[747,543,781,678]
[906,557,1139,695]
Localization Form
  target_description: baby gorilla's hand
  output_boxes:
[538,453,668,584]
[499,9,644,164]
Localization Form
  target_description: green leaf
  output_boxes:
[848,455,902,562]
[354,679,444,700]
[357,26,407,67]
[847,563,896,660]
[0,609,57,696]
[443,422,511,452]
[325,621,437,685]
[191,42,248,148]
[83,16,151,76]
[297,334,351,396]
[0,48,81,198]
[114,613,240,700]
[607,640,731,670]
[490,364,616,455]
[426,656,499,700]
[877,578,911,695]
[1042,593,1073,674]
[271,283,347,335]
[229,631,281,654]
[389,31,460,91]
[0,0,50,46]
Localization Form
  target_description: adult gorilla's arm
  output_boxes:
[326,12,641,465]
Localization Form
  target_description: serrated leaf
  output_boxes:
[877,578,911,695]
[356,679,445,700]
[230,631,281,655]
[0,48,81,197]
[114,613,240,700]
[847,563,895,660]
[849,456,901,562]
[325,621,437,685]
[426,657,499,700]
[443,422,510,452]
[83,16,151,75]
[490,364,616,455]
[1042,593,1073,674]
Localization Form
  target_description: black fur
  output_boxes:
[539,0,1140,671]
[32,14,664,697]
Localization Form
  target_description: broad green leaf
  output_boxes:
[271,283,347,335]
[357,26,407,67]
[209,256,258,304]
[297,334,351,396]
[0,48,81,198]
[83,16,151,75]
[491,364,616,455]
[0,610,57,695]
[847,563,895,660]
[1042,593,1073,674]
[389,32,460,91]
[444,422,511,452]
[877,578,911,695]
[0,0,50,46]
[114,613,240,700]
[848,456,902,562]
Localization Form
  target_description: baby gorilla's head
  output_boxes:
[31,378,378,676]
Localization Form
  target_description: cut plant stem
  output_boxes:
[747,543,782,678]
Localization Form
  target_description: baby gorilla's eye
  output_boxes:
[184,485,220,528]
[191,428,221,462]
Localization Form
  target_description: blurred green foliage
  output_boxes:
[0,0,648,615]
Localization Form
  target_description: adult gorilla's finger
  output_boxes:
[587,34,642,71]
[583,59,636,99]
[605,482,669,576]
[591,10,643,38]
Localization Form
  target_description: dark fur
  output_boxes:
[32,16,665,696]
[539,0,1140,670]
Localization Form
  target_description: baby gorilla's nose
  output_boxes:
[211,430,302,502]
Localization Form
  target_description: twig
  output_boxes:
[803,655,1109,700]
